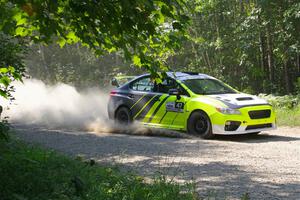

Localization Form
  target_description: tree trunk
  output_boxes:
[76,43,82,87]
[266,25,275,92]
[205,51,212,70]
[240,0,244,13]
[297,52,300,74]
[258,12,269,93]
[39,44,55,83]
[259,33,267,70]
[284,59,291,93]
[201,52,207,68]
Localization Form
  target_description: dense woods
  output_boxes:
[25,0,300,95]
[171,0,300,94]
[179,0,300,94]
[1,0,300,95]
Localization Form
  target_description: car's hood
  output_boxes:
[207,93,269,109]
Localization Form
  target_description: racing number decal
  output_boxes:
[166,102,185,113]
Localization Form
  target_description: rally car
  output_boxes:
[107,72,276,138]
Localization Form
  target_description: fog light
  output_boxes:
[225,121,231,125]
[224,121,241,131]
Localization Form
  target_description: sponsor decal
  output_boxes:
[166,101,184,113]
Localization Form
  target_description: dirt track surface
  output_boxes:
[13,125,300,200]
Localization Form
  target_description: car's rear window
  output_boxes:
[130,77,154,92]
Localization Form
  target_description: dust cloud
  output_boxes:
[1,79,113,132]
[0,79,189,138]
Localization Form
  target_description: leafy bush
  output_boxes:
[259,94,300,126]
[0,120,9,141]
[258,94,300,109]
[0,105,10,141]
[295,77,300,95]
[0,32,26,99]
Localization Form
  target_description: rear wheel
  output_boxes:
[115,107,132,125]
[187,111,214,139]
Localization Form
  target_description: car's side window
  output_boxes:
[155,78,189,96]
[130,77,154,92]
[155,78,177,93]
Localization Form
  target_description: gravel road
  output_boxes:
[13,124,300,200]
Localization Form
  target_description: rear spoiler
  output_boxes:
[111,76,136,87]
[111,78,119,87]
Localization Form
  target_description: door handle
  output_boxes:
[128,94,134,99]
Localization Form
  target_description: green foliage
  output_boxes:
[259,94,300,109]
[0,0,190,80]
[1,0,300,96]
[259,94,300,126]
[1,0,300,97]
[168,0,300,95]
[0,139,197,200]
[0,32,26,99]
[275,106,300,126]
[295,77,300,94]
[0,120,10,141]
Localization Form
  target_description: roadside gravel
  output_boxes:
[13,125,300,200]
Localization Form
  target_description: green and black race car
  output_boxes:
[107,72,276,138]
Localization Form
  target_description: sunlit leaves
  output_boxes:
[133,55,142,67]
[0,0,190,98]
[57,37,66,48]
[0,75,11,87]
[66,31,79,43]
[15,27,28,37]
[0,0,190,82]
[0,32,26,99]
[14,12,27,26]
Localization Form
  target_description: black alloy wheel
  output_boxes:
[115,107,132,125]
[187,111,214,139]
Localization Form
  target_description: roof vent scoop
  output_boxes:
[236,97,253,101]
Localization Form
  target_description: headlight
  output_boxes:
[216,107,241,115]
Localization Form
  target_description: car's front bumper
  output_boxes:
[212,123,276,135]
[210,105,276,135]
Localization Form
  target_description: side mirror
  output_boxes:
[168,88,181,100]
[111,78,119,87]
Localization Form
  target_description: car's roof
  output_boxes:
[127,72,215,84]
[118,72,217,89]
[166,72,215,81]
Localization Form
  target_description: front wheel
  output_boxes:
[115,107,132,125]
[187,111,214,139]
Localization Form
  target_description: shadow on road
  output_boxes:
[213,132,300,143]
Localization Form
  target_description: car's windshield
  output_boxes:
[183,79,237,95]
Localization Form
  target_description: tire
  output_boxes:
[187,111,214,139]
[115,107,132,125]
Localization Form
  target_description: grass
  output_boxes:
[258,94,300,127]
[0,138,197,200]
[275,106,300,127]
